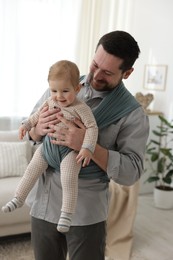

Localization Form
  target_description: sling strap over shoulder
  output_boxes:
[42,79,141,181]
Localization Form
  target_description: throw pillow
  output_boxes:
[0,141,32,178]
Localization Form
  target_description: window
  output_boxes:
[0,0,81,116]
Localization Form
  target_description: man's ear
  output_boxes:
[75,83,82,93]
[123,68,134,79]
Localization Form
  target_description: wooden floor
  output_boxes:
[131,194,173,260]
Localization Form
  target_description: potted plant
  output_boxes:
[145,115,173,209]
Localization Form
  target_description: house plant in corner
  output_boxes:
[145,115,173,209]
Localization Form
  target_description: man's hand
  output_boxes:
[48,115,108,172]
[48,115,86,151]
[29,106,61,141]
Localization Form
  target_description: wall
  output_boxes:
[125,0,173,120]
[78,0,173,119]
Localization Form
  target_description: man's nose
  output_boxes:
[94,69,103,80]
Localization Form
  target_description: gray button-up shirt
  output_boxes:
[28,81,149,225]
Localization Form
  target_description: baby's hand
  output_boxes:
[76,148,92,167]
[19,125,27,140]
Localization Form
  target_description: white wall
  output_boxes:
[124,0,173,120]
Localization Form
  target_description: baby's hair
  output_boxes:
[48,60,80,87]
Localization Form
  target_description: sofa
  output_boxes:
[0,129,33,237]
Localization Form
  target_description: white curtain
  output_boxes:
[0,0,81,117]
[0,0,134,118]
[76,0,135,75]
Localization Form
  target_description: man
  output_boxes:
[28,31,149,260]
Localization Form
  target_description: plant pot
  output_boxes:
[154,186,173,209]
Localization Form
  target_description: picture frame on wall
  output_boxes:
[143,65,167,91]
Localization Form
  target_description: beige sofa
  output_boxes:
[0,129,33,237]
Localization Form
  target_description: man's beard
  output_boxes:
[87,72,116,91]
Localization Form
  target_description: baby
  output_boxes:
[2,60,98,233]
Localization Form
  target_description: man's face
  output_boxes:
[89,45,132,91]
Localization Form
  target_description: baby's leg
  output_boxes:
[57,151,81,233]
[2,145,48,213]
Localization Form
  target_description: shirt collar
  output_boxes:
[79,74,109,101]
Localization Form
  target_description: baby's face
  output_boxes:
[49,79,79,107]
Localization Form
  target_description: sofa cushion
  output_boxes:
[0,130,20,142]
[0,176,31,236]
[0,141,32,178]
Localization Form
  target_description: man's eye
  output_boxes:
[103,70,113,76]
[104,71,113,76]
[92,62,98,68]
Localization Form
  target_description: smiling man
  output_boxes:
[28,31,149,260]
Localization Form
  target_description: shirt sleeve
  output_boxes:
[106,107,149,186]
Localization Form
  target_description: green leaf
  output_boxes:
[146,147,156,153]
[163,176,172,184]
[151,153,159,161]
[166,169,173,178]
[160,148,172,157]
[157,157,166,173]
[146,176,160,183]
[167,163,173,170]
[152,130,165,137]
[150,140,160,145]
[159,115,173,128]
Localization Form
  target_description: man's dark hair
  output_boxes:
[96,30,140,72]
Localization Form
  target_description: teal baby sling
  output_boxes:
[42,81,141,181]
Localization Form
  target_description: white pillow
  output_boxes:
[0,141,32,178]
